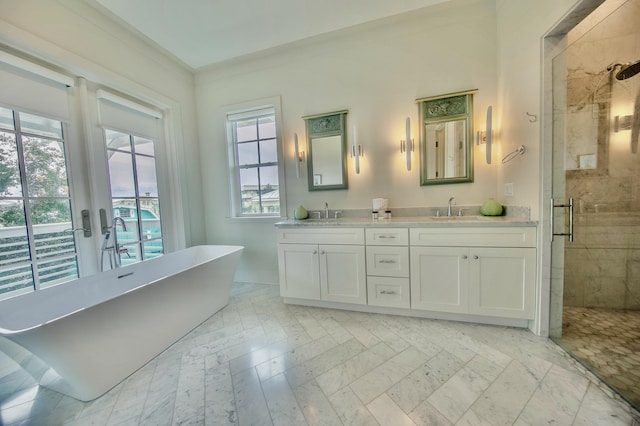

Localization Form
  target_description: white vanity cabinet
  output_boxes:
[365,228,410,309]
[410,227,537,319]
[276,220,538,328]
[277,228,367,305]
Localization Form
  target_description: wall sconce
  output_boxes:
[614,115,632,132]
[614,114,639,154]
[294,133,305,178]
[475,105,493,164]
[351,126,363,174]
[400,117,414,171]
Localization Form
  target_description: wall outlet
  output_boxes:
[504,183,514,197]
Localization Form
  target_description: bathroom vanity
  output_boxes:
[276,215,537,328]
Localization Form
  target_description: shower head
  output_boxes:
[608,60,640,80]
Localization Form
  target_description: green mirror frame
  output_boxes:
[418,90,476,185]
[303,110,348,191]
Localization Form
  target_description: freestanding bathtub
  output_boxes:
[0,245,243,401]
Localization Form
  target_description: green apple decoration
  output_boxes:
[480,198,503,216]
[294,205,308,220]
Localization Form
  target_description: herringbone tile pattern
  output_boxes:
[0,283,637,425]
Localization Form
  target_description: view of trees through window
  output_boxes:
[0,107,78,298]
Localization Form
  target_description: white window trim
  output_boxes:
[224,96,287,220]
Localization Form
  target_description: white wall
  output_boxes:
[495,0,590,220]
[196,0,499,284]
[0,0,205,249]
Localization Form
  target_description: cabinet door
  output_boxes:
[410,247,469,313]
[319,244,367,305]
[468,247,536,319]
[278,244,320,299]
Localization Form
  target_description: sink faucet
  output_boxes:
[324,202,329,219]
[447,197,455,217]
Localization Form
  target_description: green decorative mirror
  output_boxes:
[418,90,476,185]
[303,110,348,191]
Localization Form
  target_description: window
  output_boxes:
[0,107,78,298]
[105,129,163,266]
[227,104,284,217]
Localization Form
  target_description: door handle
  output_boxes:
[99,208,109,235]
[550,197,574,242]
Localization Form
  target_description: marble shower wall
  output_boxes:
[563,0,640,310]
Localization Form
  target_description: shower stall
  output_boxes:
[550,0,640,410]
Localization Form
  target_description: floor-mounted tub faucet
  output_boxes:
[111,217,128,267]
[448,197,455,216]
[324,202,329,219]
[100,217,129,271]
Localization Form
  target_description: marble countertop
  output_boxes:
[275,216,537,228]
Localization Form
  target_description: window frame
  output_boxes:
[225,97,286,219]
[0,107,79,298]
[103,129,164,265]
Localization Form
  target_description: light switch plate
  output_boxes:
[504,183,514,197]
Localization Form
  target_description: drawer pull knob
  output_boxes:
[320,250,326,255]
[313,250,318,254]
[473,255,479,259]
[380,290,397,295]
[462,255,468,259]
[379,260,397,264]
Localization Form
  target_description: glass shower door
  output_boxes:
[550,0,640,410]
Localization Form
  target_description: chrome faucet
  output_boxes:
[100,217,128,271]
[111,217,128,268]
[447,197,455,217]
[324,202,329,219]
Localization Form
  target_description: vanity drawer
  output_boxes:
[367,277,410,308]
[410,227,536,248]
[366,246,409,277]
[278,228,364,245]
[365,228,409,246]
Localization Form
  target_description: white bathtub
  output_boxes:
[0,245,243,401]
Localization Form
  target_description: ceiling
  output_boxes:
[89,0,452,70]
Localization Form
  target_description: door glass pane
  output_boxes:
[0,107,14,131]
[105,129,132,152]
[113,199,140,244]
[23,138,69,197]
[140,199,161,240]
[30,199,73,259]
[37,255,78,286]
[0,201,28,268]
[135,155,158,197]
[0,132,22,197]
[108,150,136,197]
[133,136,154,156]
[18,112,63,139]
[143,240,163,260]
[0,264,34,296]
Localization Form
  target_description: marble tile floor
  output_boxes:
[0,282,639,426]
[555,306,640,412]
